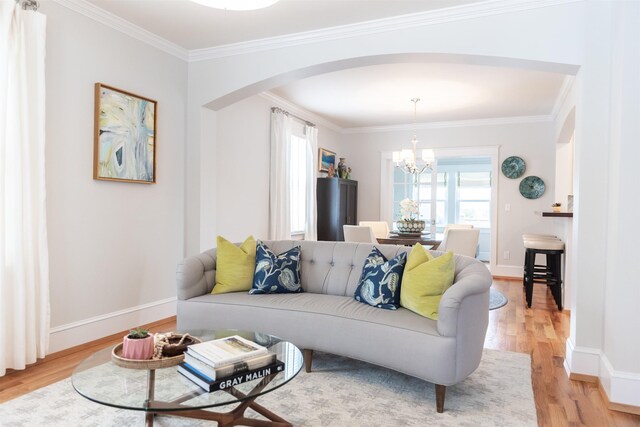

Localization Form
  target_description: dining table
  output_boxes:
[377,232,442,249]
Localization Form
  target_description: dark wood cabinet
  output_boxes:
[317,178,358,241]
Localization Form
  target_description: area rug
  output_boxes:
[490,288,508,310]
[0,349,536,426]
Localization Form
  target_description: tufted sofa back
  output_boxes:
[177,240,480,300]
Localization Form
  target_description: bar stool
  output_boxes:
[521,234,559,289]
[522,236,564,310]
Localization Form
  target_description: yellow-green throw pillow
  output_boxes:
[399,244,455,320]
[212,235,256,294]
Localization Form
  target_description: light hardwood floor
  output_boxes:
[1,280,639,426]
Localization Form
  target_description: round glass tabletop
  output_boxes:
[71,330,303,412]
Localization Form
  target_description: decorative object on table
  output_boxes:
[112,332,202,369]
[338,157,347,178]
[250,241,302,294]
[552,202,562,213]
[318,147,336,173]
[501,156,526,179]
[183,349,276,381]
[187,335,269,367]
[396,198,425,234]
[519,176,546,199]
[178,359,285,393]
[392,98,436,176]
[121,327,154,360]
[327,163,336,177]
[93,83,157,184]
[346,167,352,179]
[489,289,508,310]
[354,248,407,310]
[567,195,574,212]
[153,332,199,358]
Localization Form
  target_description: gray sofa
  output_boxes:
[176,240,492,412]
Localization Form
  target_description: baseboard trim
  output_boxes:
[569,372,598,383]
[566,338,640,413]
[598,382,640,416]
[49,297,177,353]
[491,264,522,278]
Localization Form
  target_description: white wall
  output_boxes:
[41,2,186,350]
[212,94,342,244]
[184,0,640,407]
[343,122,556,274]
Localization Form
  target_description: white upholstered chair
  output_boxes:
[343,225,377,243]
[438,228,480,258]
[444,223,474,233]
[358,221,390,239]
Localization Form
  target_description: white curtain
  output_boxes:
[0,1,49,376]
[304,125,318,241]
[269,109,293,240]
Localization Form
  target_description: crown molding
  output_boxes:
[51,0,189,61]
[189,0,582,62]
[259,92,343,133]
[50,0,581,63]
[550,75,575,120]
[342,115,553,134]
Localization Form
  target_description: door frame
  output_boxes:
[380,145,499,272]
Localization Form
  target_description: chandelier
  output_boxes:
[393,98,435,176]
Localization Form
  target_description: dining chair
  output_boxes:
[343,225,377,243]
[438,228,480,258]
[358,221,390,239]
[443,223,474,233]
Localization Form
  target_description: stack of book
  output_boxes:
[177,335,284,392]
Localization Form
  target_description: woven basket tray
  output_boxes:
[111,335,201,369]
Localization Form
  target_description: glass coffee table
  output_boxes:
[72,330,303,426]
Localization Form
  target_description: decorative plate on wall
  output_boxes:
[501,156,526,179]
[519,176,545,199]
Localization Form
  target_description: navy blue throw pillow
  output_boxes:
[354,247,407,309]
[250,241,303,294]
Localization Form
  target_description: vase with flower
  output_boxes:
[396,198,425,234]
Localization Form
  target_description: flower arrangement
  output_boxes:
[399,198,419,220]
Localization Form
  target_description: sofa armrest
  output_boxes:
[436,263,492,337]
[176,249,217,300]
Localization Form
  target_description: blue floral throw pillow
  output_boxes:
[250,241,303,294]
[354,247,407,309]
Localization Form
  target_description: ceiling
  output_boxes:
[270,63,568,128]
[81,0,568,127]
[84,0,484,50]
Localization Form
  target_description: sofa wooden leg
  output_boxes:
[303,349,313,373]
[435,384,446,413]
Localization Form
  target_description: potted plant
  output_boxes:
[122,327,154,360]
[552,202,562,213]
[396,198,425,234]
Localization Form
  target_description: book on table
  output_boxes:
[186,335,268,367]
[183,351,276,381]
[178,359,286,393]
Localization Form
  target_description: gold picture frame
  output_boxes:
[93,83,157,184]
[318,147,336,173]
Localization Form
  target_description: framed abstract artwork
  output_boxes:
[318,147,336,173]
[94,83,157,184]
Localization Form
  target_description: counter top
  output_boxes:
[541,211,573,217]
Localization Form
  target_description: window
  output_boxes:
[290,135,307,234]
[393,158,491,230]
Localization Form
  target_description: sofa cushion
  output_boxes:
[354,247,407,309]
[212,235,256,294]
[250,241,302,294]
[400,245,455,320]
